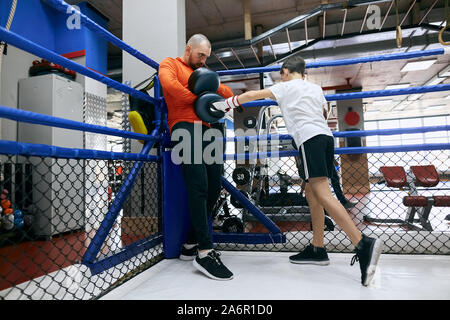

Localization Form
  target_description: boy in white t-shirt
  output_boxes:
[213,55,384,286]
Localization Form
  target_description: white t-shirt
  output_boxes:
[269,78,333,147]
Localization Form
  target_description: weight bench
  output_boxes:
[364,164,446,231]
[402,195,450,230]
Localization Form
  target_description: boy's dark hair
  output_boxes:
[281,56,306,76]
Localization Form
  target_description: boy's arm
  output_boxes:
[238,89,275,104]
[323,102,330,120]
[212,88,275,112]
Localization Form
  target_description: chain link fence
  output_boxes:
[0,134,448,300]
[0,154,162,300]
[215,144,450,255]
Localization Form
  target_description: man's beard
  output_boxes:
[188,56,204,70]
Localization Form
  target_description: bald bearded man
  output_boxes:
[159,34,234,281]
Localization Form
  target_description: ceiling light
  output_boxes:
[401,60,436,72]
[372,99,392,106]
[429,21,444,27]
[425,77,444,86]
[215,51,233,59]
[407,94,421,101]
[424,104,446,111]
[393,101,409,111]
[446,94,450,99]
[385,84,409,90]
[264,76,274,86]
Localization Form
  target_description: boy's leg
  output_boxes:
[296,134,383,285]
[307,176,362,246]
[290,183,329,266]
[308,177,384,286]
[304,183,325,247]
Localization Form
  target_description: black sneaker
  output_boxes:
[193,250,234,281]
[179,244,198,261]
[351,234,384,286]
[289,244,330,265]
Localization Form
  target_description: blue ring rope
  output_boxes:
[225,125,450,142]
[216,48,446,76]
[0,105,158,142]
[224,143,450,160]
[0,140,159,162]
[241,83,450,107]
[0,26,158,107]
[42,0,159,70]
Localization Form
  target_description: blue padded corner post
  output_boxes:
[162,150,191,258]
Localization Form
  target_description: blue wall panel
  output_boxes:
[1,0,56,51]
[1,0,107,74]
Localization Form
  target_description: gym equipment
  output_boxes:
[128,73,159,144]
[23,214,34,227]
[364,164,449,231]
[14,217,24,229]
[243,116,257,128]
[188,67,220,95]
[13,209,23,219]
[232,167,251,185]
[230,190,249,209]
[29,59,76,80]
[212,193,244,233]
[193,92,225,123]
[2,214,14,231]
[1,199,11,210]
[128,111,148,144]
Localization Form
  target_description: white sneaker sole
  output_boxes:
[363,238,384,286]
[179,255,195,261]
[193,259,234,281]
[289,259,330,266]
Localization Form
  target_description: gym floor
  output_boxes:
[1,183,448,293]
[101,251,450,300]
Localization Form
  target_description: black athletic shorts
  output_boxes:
[297,134,335,182]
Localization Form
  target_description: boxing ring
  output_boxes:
[0,0,449,300]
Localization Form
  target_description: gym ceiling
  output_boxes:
[66,0,449,121]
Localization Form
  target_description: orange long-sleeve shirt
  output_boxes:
[158,57,234,132]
